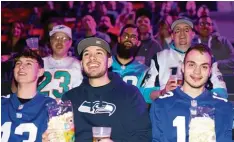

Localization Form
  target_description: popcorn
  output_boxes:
[189,100,216,142]
[47,101,75,142]
[189,117,216,142]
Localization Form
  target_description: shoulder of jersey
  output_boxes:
[157,49,171,57]
[1,94,12,104]
[2,94,11,99]
[133,60,149,70]
[42,56,49,61]
[66,56,82,67]
[158,91,175,100]
[212,92,228,103]
[153,91,176,107]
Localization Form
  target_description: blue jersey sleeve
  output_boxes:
[150,99,168,142]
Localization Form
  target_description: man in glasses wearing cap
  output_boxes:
[43,37,151,142]
[38,25,83,99]
[144,17,227,101]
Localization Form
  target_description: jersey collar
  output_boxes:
[170,42,188,54]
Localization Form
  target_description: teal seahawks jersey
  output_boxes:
[111,56,149,88]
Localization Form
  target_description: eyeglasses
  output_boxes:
[199,22,212,27]
[121,33,138,41]
[51,36,70,42]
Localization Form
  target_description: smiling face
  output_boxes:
[14,57,44,84]
[136,16,151,34]
[81,46,112,79]
[182,49,212,89]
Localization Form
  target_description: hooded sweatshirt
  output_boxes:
[62,72,152,142]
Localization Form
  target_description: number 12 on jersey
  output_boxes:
[1,122,37,142]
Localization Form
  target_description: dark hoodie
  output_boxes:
[62,72,152,142]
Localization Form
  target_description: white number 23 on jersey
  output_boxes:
[1,122,37,142]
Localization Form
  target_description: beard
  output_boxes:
[84,63,107,79]
[116,42,138,59]
[85,70,107,79]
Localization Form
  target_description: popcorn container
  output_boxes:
[47,100,75,142]
[189,100,216,142]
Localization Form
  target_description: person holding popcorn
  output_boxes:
[150,44,233,142]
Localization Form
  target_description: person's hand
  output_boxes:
[42,129,60,142]
[164,77,177,93]
[98,138,114,142]
[42,130,49,142]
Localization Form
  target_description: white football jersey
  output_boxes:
[38,56,83,99]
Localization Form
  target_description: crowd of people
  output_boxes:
[1,1,234,142]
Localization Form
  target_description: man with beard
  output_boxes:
[144,17,227,101]
[193,16,234,74]
[43,37,152,142]
[135,8,162,67]
[150,44,233,142]
[111,24,155,103]
[38,25,83,99]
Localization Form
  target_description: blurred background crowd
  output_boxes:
[1,1,234,97]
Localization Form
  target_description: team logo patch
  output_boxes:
[96,40,101,44]
[78,101,116,116]
[18,105,24,110]
[217,75,224,81]
[57,26,65,29]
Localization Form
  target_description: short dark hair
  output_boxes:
[135,8,152,22]
[14,48,44,68]
[14,48,44,84]
[103,14,115,26]
[184,44,213,64]
[119,24,140,40]
[195,15,212,25]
